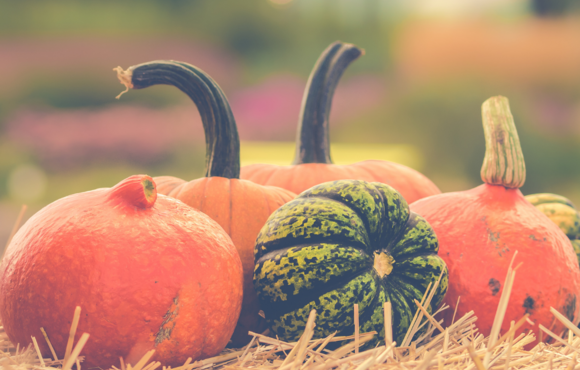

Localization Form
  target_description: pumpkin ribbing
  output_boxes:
[254,179,448,346]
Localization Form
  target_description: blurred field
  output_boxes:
[240,141,424,168]
[1,0,580,247]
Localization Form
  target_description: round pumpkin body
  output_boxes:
[411,184,580,335]
[411,184,580,338]
[410,96,580,345]
[0,175,243,368]
[154,175,295,345]
[254,179,448,346]
[241,161,440,203]
[525,193,580,265]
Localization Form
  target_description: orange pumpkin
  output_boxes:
[410,96,580,344]
[240,41,440,203]
[116,61,296,346]
[0,175,243,368]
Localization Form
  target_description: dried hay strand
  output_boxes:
[1,245,579,369]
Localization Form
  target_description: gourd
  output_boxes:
[410,96,580,342]
[0,175,243,368]
[253,179,448,346]
[525,193,580,265]
[116,61,296,346]
[240,41,441,203]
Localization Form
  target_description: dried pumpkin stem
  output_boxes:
[480,96,525,188]
[114,66,133,99]
[293,41,364,165]
[115,61,240,179]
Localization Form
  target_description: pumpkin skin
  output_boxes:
[525,193,580,265]
[241,42,441,203]
[0,175,243,368]
[253,179,448,346]
[410,97,580,344]
[116,61,296,346]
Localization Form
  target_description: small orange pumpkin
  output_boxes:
[240,41,440,203]
[410,96,580,344]
[116,61,296,346]
[0,175,243,368]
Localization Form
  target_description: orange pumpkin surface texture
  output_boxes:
[0,175,243,368]
[410,96,580,344]
[241,41,440,203]
[116,61,295,346]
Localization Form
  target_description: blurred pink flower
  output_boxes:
[6,73,387,169]
[230,73,387,140]
[6,105,204,169]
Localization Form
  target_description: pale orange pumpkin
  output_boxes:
[241,41,440,203]
[410,96,580,345]
[116,61,295,346]
[0,175,243,368]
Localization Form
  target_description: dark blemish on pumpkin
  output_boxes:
[155,296,179,346]
[529,234,539,241]
[155,281,158,283]
[523,295,535,314]
[488,231,500,242]
[563,293,577,321]
[488,278,501,296]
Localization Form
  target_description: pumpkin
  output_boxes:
[0,175,243,368]
[115,61,296,346]
[525,192,580,265]
[240,41,441,203]
[253,179,448,346]
[410,96,580,343]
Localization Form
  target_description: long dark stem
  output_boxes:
[292,42,364,165]
[116,61,240,179]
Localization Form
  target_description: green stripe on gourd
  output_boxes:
[480,97,525,189]
[525,193,575,208]
[253,179,448,347]
[526,193,580,266]
[254,244,370,304]
[272,273,378,339]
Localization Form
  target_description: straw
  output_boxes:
[2,204,27,262]
[5,260,580,370]
[40,327,59,361]
[61,332,90,370]
[63,306,82,366]
[31,336,45,367]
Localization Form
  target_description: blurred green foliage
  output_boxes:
[1,0,580,215]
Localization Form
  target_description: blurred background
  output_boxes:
[1,0,580,244]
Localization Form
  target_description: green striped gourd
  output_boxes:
[253,179,448,346]
[525,193,580,265]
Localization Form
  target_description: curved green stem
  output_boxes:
[293,41,364,165]
[480,96,526,188]
[115,61,240,179]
